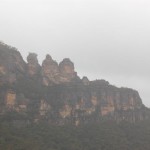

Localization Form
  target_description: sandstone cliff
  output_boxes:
[0,42,149,125]
[0,42,26,85]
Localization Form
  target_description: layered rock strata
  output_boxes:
[0,42,149,125]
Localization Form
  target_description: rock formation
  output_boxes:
[59,58,78,82]
[41,56,79,85]
[0,42,149,126]
[82,76,90,85]
[27,53,41,77]
[0,42,26,85]
[41,54,60,85]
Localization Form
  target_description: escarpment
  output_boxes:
[0,42,149,126]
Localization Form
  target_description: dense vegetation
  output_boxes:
[0,121,150,150]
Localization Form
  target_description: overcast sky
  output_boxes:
[0,0,150,107]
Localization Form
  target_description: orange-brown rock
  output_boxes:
[59,58,77,82]
[59,104,72,118]
[5,90,16,109]
[41,54,60,85]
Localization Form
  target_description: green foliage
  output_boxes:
[0,121,150,150]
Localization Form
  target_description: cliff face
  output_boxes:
[0,42,26,85]
[0,42,149,125]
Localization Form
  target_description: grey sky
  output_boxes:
[0,0,150,107]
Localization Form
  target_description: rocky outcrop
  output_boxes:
[27,53,41,77]
[82,76,90,85]
[5,90,16,109]
[0,42,26,85]
[59,58,78,83]
[39,99,51,116]
[41,54,60,86]
[41,56,80,85]
[0,42,150,126]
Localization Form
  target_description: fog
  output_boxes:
[0,0,150,107]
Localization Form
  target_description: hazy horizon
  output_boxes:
[0,0,150,107]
